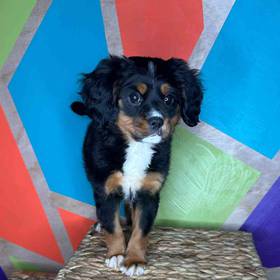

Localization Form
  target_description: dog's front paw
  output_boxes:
[120,264,145,276]
[120,257,146,277]
[105,255,124,270]
[93,222,102,233]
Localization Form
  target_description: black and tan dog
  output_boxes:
[71,56,203,276]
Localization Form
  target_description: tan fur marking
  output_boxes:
[171,113,180,126]
[117,111,135,140]
[141,172,164,194]
[162,108,180,139]
[117,111,151,140]
[170,108,180,131]
[169,112,180,131]
[160,83,170,95]
[105,210,125,258]
[135,117,150,135]
[124,209,147,267]
[117,107,180,142]
[162,118,171,138]
[105,171,123,195]
[136,83,148,95]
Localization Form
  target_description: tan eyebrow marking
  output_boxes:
[160,83,170,95]
[136,83,148,95]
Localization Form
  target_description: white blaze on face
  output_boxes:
[142,110,164,144]
[122,140,155,199]
[149,110,163,119]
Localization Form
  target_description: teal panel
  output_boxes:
[201,0,280,158]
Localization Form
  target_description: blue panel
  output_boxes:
[9,0,109,204]
[201,0,280,158]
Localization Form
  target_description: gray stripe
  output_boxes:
[181,122,280,230]
[223,169,280,230]
[273,150,280,162]
[0,0,52,86]
[50,192,96,220]
[188,0,236,69]
[0,87,74,262]
[0,239,12,275]
[185,121,278,173]
[0,238,61,276]
[0,0,74,263]
[265,267,280,280]
[185,0,280,230]
[100,0,123,56]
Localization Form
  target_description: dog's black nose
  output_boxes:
[148,117,164,130]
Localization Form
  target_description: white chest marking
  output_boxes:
[122,140,155,199]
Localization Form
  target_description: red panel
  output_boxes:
[0,106,63,264]
[58,208,95,250]
[115,0,204,59]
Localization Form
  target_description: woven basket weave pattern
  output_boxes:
[54,227,265,280]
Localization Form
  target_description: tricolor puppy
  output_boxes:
[71,56,203,276]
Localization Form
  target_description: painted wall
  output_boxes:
[0,0,279,277]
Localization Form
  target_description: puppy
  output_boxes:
[71,56,203,276]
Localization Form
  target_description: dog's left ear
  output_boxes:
[167,58,203,127]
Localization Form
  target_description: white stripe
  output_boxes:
[149,110,163,119]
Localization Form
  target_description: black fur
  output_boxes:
[77,56,203,126]
[83,119,171,234]
[78,56,130,125]
[72,55,203,238]
[137,190,160,236]
[166,58,203,127]
[71,101,88,116]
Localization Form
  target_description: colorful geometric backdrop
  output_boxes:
[0,0,279,279]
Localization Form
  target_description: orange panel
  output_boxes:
[58,208,95,250]
[0,105,63,264]
[115,0,203,59]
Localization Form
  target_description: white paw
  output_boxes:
[120,264,145,276]
[105,255,124,270]
[94,222,101,233]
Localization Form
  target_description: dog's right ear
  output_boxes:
[78,56,129,125]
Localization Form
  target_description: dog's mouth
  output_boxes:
[150,128,163,137]
[139,128,163,144]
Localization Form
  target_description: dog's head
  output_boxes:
[72,56,203,144]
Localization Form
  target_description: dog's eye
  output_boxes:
[164,95,175,106]
[129,92,142,105]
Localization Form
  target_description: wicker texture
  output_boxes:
[55,227,265,279]
[9,272,56,280]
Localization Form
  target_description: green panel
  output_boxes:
[0,0,36,69]
[156,126,260,229]
[9,256,41,271]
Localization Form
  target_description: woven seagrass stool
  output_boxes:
[9,272,57,280]
[55,226,265,280]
